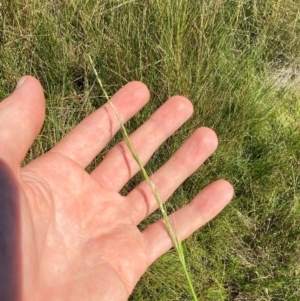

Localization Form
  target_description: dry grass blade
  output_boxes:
[88,54,199,301]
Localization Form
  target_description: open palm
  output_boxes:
[0,76,233,301]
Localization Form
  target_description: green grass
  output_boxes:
[1,0,300,300]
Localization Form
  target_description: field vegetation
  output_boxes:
[1,0,300,300]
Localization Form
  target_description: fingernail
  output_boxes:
[15,77,27,90]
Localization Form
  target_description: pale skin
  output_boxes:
[0,76,234,301]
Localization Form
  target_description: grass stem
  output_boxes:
[88,54,198,301]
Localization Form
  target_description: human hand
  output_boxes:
[0,76,233,301]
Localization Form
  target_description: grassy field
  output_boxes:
[1,0,300,300]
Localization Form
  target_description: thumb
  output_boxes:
[0,76,45,167]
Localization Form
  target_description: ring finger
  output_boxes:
[126,127,218,225]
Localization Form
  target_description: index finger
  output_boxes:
[49,81,150,168]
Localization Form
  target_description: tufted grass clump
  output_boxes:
[1,0,300,299]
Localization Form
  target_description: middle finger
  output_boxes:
[91,96,193,191]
